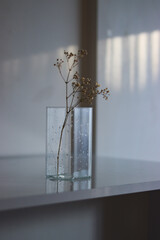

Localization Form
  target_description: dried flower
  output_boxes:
[54,58,64,68]
[53,50,109,170]
[73,72,79,80]
[54,50,110,107]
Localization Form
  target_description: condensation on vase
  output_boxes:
[46,107,92,180]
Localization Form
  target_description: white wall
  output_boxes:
[96,0,160,161]
[2,0,159,161]
[0,0,80,156]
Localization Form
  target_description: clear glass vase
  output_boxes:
[46,107,92,180]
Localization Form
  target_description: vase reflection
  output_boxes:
[46,178,91,193]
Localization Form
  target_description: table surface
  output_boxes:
[0,155,160,211]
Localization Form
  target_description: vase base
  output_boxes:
[46,174,91,181]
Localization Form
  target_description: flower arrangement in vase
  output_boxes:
[46,50,109,180]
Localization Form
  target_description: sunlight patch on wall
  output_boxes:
[106,37,122,91]
[56,45,78,74]
[138,32,147,90]
[128,34,136,91]
[151,31,159,83]
[56,46,78,58]
[104,30,160,91]
[105,38,112,87]
[1,45,78,87]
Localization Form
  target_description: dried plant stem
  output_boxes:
[66,82,68,114]
[54,49,109,178]
[56,69,70,177]
[70,100,81,111]
[59,68,65,83]
[56,67,81,177]
[56,113,69,177]
[69,94,75,111]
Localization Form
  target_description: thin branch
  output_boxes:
[58,68,65,82]
[66,71,70,82]
[69,93,75,112]
[68,86,80,111]
[67,90,75,99]
[69,100,81,112]
[56,113,69,176]
[68,78,74,83]
[65,55,70,70]
[67,87,82,99]
[72,62,79,68]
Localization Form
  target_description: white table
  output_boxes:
[0,155,160,240]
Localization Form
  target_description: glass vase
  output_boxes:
[46,107,92,180]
